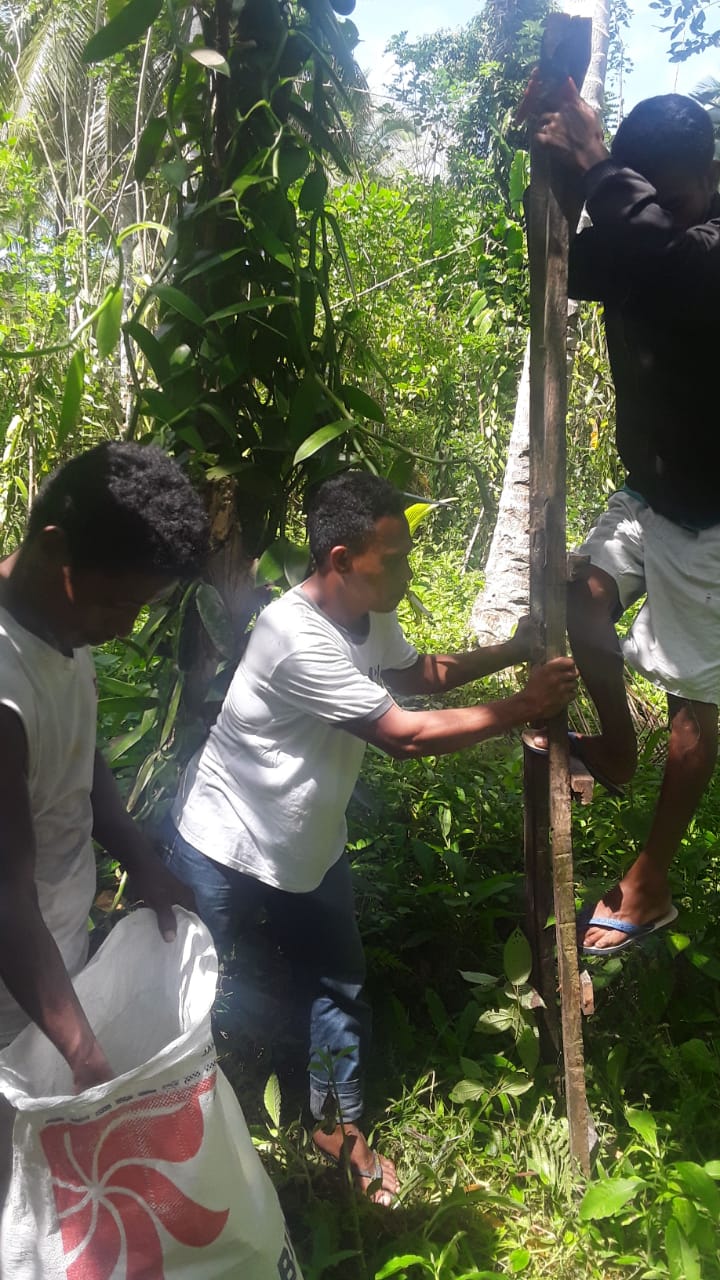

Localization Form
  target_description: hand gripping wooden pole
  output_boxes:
[524,12,592,1175]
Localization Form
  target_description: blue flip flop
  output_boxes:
[522,730,624,798]
[582,905,679,956]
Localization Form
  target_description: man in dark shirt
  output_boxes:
[532,92,720,953]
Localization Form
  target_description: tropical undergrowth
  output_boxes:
[86,540,697,1279]
[91,538,720,1279]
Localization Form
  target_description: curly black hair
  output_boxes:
[307,470,407,567]
[612,94,714,180]
[27,442,209,578]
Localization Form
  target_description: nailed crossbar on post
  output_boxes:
[524,12,592,1175]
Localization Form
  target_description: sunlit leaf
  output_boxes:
[293,420,348,466]
[57,350,85,445]
[190,48,230,76]
[665,1216,701,1280]
[578,1177,645,1221]
[503,928,532,986]
[626,1107,658,1153]
[263,1072,281,1128]
[671,1162,720,1218]
[95,286,123,360]
[449,1079,488,1104]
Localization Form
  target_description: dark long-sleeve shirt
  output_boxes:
[569,160,720,527]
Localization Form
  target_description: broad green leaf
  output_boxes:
[256,540,285,586]
[503,928,532,986]
[509,1248,531,1273]
[665,1216,701,1280]
[342,384,384,422]
[231,174,271,200]
[57,350,85,445]
[141,388,180,423]
[206,296,295,323]
[509,149,529,214]
[195,583,234,659]
[190,48,230,76]
[626,1106,659,1153]
[83,0,162,62]
[299,169,328,212]
[253,220,294,270]
[671,1162,720,1217]
[124,319,171,382]
[283,541,310,587]
[516,1023,540,1073]
[578,1177,645,1221]
[293,420,348,466]
[263,1072,281,1128]
[134,115,167,182]
[152,285,206,327]
[449,1079,488,1104]
[475,1008,514,1033]
[677,1038,720,1076]
[459,970,498,987]
[704,1160,720,1178]
[275,140,310,187]
[160,677,183,747]
[499,1071,533,1097]
[95,286,123,360]
[404,502,436,535]
[375,1256,429,1278]
[180,248,244,283]
[106,707,157,764]
[127,748,160,810]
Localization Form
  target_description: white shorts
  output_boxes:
[579,489,720,706]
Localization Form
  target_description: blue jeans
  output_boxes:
[161,825,370,1124]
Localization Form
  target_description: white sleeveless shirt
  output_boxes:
[0,607,97,1046]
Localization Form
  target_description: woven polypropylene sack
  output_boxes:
[0,908,302,1280]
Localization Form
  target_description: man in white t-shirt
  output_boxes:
[0,443,208,1111]
[165,471,577,1204]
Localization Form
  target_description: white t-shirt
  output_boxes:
[173,586,418,892]
[0,608,97,1047]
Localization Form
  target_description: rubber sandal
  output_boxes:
[314,1141,396,1205]
[522,730,625,798]
[582,904,679,956]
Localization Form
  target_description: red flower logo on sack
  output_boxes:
[40,1072,230,1280]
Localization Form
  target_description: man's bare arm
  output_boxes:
[344,657,577,759]
[91,751,195,941]
[385,616,540,696]
[0,707,111,1089]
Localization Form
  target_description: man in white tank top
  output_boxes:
[0,442,207,1113]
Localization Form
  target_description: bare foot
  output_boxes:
[312,1123,398,1206]
[581,857,674,951]
[524,729,637,788]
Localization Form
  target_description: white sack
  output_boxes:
[0,908,302,1280]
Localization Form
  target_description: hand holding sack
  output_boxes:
[0,909,302,1280]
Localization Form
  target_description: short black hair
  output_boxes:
[27,442,209,578]
[307,471,407,567]
[612,94,714,180]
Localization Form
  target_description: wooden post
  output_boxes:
[524,12,592,1175]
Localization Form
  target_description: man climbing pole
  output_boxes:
[531,87,720,955]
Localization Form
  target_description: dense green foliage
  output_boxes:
[3,1,720,1278]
